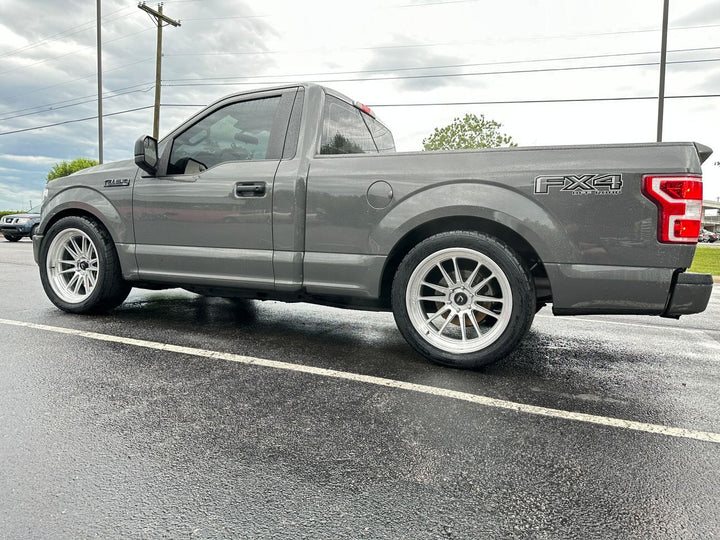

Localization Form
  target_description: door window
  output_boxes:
[168,96,281,174]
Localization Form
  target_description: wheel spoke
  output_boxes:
[66,273,80,291]
[437,310,455,334]
[58,267,76,275]
[464,261,482,288]
[64,243,80,260]
[472,304,499,320]
[469,312,483,338]
[436,263,454,286]
[459,312,467,341]
[58,259,75,266]
[418,295,447,302]
[472,274,494,293]
[474,294,504,304]
[452,257,462,284]
[72,274,83,294]
[70,237,83,259]
[421,281,449,294]
[426,305,452,325]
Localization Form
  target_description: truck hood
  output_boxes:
[3,212,40,219]
[69,158,137,177]
[47,158,138,190]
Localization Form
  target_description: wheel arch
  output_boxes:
[43,206,115,243]
[39,186,132,244]
[40,204,138,281]
[379,216,551,309]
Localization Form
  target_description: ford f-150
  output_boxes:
[34,83,714,368]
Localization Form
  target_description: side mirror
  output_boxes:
[134,135,158,175]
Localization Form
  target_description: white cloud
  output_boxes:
[0,0,718,205]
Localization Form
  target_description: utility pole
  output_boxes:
[656,0,669,142]
[96,0,103,163]
[138,2,180,139]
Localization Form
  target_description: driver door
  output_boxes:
[133,89,296,289]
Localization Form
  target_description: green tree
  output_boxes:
[46,158,99,182]
[422,113,516,151]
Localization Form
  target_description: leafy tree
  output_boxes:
[422,114,516,151]
[47,158,99,182]
[321,133,364,155]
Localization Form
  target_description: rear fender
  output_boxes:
[372,182,576,264]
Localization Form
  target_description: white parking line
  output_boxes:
[2,317,719,445]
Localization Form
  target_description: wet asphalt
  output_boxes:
[1,240,719,539]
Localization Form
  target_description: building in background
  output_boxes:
[702,200,720,234]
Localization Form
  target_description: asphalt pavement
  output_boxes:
[1,239,719,539]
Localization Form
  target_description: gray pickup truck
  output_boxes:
[34,83,714,368]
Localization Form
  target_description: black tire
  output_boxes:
[39,216,131,314]
[4,234,21,242]
[391,231,535,369]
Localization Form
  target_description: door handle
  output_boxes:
[235,182,266,197]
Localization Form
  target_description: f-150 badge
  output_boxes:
[104,178,130,187]
[534,174,623,195]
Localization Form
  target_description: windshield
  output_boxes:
[27,205,41,214]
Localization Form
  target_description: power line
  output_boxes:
[2,49,718,122]
[0,57,154,104]
[0,106,154,137]
[3,92,720,138]
[0,5,135,59]
[366,94,720,107]
[0,82,155,119]
[0,86,154,123]
[161,57,720,88]
[0,26,154,77]
[162,45,720,84]
[160,94,720,110]
[163,23,720,58]
[5,45,714,120]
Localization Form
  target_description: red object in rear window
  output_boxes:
[642,175,703,243]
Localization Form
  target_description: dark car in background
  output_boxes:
[699,228,718,243]
[1,205,41,242]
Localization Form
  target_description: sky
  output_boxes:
[0,0,719,210]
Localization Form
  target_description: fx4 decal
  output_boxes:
[534,174,623,195]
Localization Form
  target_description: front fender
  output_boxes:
[39,186,133,244]
[371,181,578,264]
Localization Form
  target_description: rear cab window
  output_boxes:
[319,95,395,155]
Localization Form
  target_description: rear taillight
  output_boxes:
[642,175,703,243]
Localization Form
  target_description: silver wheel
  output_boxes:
[405,247,513,354]
[45,228,99,304]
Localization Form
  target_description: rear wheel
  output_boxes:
[4,234,21,242]
[392,231,535,369]
[39,216,131,313]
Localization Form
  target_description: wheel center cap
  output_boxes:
[454,292,468,306]
[78,261,88,271]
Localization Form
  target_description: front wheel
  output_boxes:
[4,234,21,242]
[39,216,131,313]
[391,231,535,369]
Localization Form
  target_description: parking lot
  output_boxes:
[1,239,719,538]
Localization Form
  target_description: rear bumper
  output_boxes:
[661,272,713,318]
